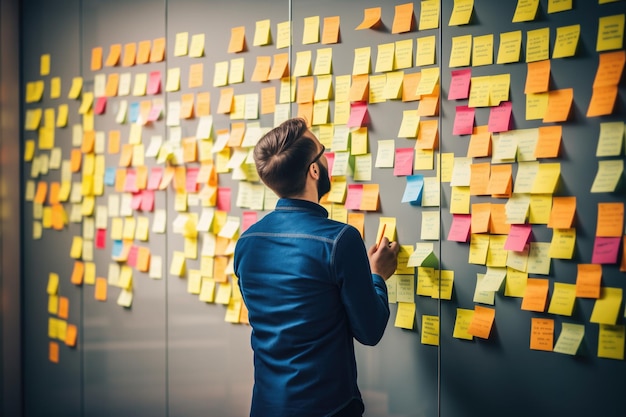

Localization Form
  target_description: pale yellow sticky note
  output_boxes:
[553,322,584,355]
[421,211,440,240]
[394,39,413,70]
[597,14,625,52]
[394,302,416,329]
[504,268,528,297]
[293,50,312,77]
[253,19,271,47]
[353,47,371,75]
[314,47,333,76]
[174,32,189,57]
[276,21,291,49]
[189,33,205,58]
[590,159,623,193]
[531,163,560,194]
[597,121,625,157]
[165,68,181,92]
[416,35,436,67]
[302,16,320,45]
[450,186,470,214]
[548,282,576,316]
[169,251,186,276]
[525,92,549,120]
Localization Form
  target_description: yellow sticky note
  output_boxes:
[394,302,416,329]
[302,16,320,45]
[496,30,522,64]
[597,14,625,52]
[416,35,436,67]
[170,251,186,276]
[68,77,83,99]
[553,322,584,355]
[512,0,539,22]
[40,54,51,75]
[253,19,271,47]
[590,159,623,193]
[526,27,550,63]
[70,236,83,259]
[553,24,580,58]
[472,34,494,66]
[449,34,472,68]
[453,308,475,340]
[421,315,440,345]
[590,287,623,325]
[352,47,371,75]
[548,228,576,259]
[189,33,205,58]
[548,282,577,316]
[47,272,60,295]
[174,32,189,57]
[276,21,291,49]
[598,324,625,360]
[50,77,61,99]
[419,0,440,30]
[449,0,474,26]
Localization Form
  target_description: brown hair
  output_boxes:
[253,118,317,197]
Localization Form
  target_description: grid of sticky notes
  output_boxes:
[439,0,625,361]
[47,272,78,363]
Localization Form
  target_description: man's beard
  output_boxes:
[317,162,331,201]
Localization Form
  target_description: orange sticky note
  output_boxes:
[392,3,414,34]
[213,256,229,283]
[217,88,234,114]
[94,277,107,301]
[402,72,421,102]
[321,16,340,45]
[105,73,120,97]
[356,7,382,30]
[597,202,624,238]
[489,204,510,235]
[115,169,126,193]
[228,122,246,147]
[524,60,550,94]
[521,278,549,312]
[91,47,103,71]
[136,247,151,272]
[48,182,60,205]
[349,74,369,102]
[65,324,77,347]
[181,93,195,119]
[34,181,48,204]
[586,85,618,117]
[58,296,69,319]
[593,50,625,88]
[535,125,562,158]
[530,318,554,351]
[471,203,491,234]
[227,26,246,53]
[467,305,495,339]
[470,162,490,196]
[108,130,120,154]
[360,184,380,211]
[251,56,271,82]
[81,130,95,153]
[576,264,602,298]
[196,92,211,116]
[543,88,573,123]
[347,212,365,238]
[488,164,512,196]
[118,144,133,167]
[150,37,166,63]
[159,166,175,190]
[71,261,84,285]
[105,44,122,67]
[297,102,313,126]
[296,76,315,104]
[135,165,148,190]
[188,63,204,88]
[416,119,439,150]
[548,196,576,229]
[417,92,440,117]
[268,53,289,80]
[51,204,65,231]
[122,42,137,67]
[139,100,152,124]
[136,40,151,64]
[260,87,276,115]
[182,138,197,163]
[467,126,491,157]
[173,166,187,193]
[49,342,59,363]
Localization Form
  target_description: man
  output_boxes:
[234,118,399,417]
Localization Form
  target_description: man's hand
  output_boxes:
[367,237,400,280]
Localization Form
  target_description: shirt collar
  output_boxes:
[276,198,329,218]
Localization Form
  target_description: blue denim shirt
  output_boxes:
[234,198,390,417]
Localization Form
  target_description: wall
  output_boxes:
[16,1,626,417]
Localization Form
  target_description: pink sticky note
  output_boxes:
[95,229,107,249]
[504,223,532,251]
[345,184,364,210]
[186,167,200,193]
[140,190,155,212]
[124,169,137,193]
[127,245,138,268]
[147,167,163,190]
[591,236,621,264]
[242,211,258,232]
[347,101,369,128]
[394,148,414,176]
[448,214,471,242]
[217,187,231,212]
[147,71,161,95]
[488,101,512,133]
[448,68,472,100]
[453,105,475,135]
[94,97,107,115]
[131,192,142,210]
[325,152,335,177]
[147,102,163,122]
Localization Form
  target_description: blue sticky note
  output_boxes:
[111,240,124,258]
[104,167,116,186]
[128,102,140,123]
[401,174,424,205]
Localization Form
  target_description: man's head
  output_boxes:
[254,118,330,200]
